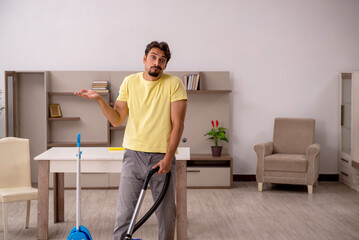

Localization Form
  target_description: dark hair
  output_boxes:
[145,41,171,63]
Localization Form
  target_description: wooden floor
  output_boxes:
[1,182,359,240]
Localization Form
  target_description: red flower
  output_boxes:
[211,120,214,128]
[216,120,219,127]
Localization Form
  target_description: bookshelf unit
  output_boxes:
[5,70,231,188]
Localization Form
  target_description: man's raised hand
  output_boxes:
[74,89,100,100]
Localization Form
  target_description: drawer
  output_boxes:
[339,168,353,186]
[187,167,230,187]
[339,157,350,168]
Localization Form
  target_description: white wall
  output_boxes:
[1,0,359,174]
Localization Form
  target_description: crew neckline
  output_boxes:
[140,72,166,85]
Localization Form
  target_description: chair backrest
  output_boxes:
[0,137,32,188]
[273,118,315,154]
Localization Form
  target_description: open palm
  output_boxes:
[74,89,100,100]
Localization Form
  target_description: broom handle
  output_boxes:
[76,133,81,230]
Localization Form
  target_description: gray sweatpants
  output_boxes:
[113,149,176,240]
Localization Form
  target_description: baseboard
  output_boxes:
[233,175,256,182]
[233,174,339,182]
[318,174,339,181]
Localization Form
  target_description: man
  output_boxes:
[75,41,187,240]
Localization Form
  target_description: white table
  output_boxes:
[34,147,190,240]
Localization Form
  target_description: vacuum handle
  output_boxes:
[142,167,159,190]
[77,133,81,147]
[76,133,81,230]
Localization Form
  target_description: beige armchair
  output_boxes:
[254,118,320,194]
[0,137,38,240]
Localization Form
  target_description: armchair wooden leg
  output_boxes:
[308,185,313,194]
[26,200,31,229]
[258,182,263,192]
[2,202,8,240]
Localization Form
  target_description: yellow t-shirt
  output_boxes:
[117,72,187,153]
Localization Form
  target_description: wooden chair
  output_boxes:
[0,137,38,240]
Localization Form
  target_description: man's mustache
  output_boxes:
[151,66,162,71]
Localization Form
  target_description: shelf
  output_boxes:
[47,142,110,147]
[187,90,231,94]
[188,154,232,168]
[48,92,109,96]
[48,117,80,121]
[190,154,232,160]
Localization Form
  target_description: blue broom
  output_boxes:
[67,133,93,240]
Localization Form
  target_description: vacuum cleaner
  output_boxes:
[67,133,93,240]
[124,166,171,240]
[66,133,170,240]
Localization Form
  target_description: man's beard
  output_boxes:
[148,66,162,77]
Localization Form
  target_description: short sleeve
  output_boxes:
[171,77,188,102]
[117,77,129,101]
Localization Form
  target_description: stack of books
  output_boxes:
[183,73,200,91]
[92,80,109,93]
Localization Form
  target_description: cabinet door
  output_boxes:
[341,78,352,155]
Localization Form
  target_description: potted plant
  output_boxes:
[204,120,228,157]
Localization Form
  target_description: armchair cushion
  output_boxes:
[264,154,307,172]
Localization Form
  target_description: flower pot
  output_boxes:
[211,146,222,157]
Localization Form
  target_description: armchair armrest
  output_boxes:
[306,143,320,158]
[306,143,320,185]
[254,142,273,183]
[254,142,274,158]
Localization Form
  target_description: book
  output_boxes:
[192,75,197,90]
[188,74,193,90]
[93,87,107,89]
[183,75,188,89]
[92,80,108,84]
[195,73,200,90]
[94,89,109,93]
[92,80,109,92]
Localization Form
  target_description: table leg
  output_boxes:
[53,173,65,223]
[37,160,49,240]
[176,160,187,240]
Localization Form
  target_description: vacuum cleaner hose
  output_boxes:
[132,169,171,233]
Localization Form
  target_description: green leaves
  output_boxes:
[204,120,229,147]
